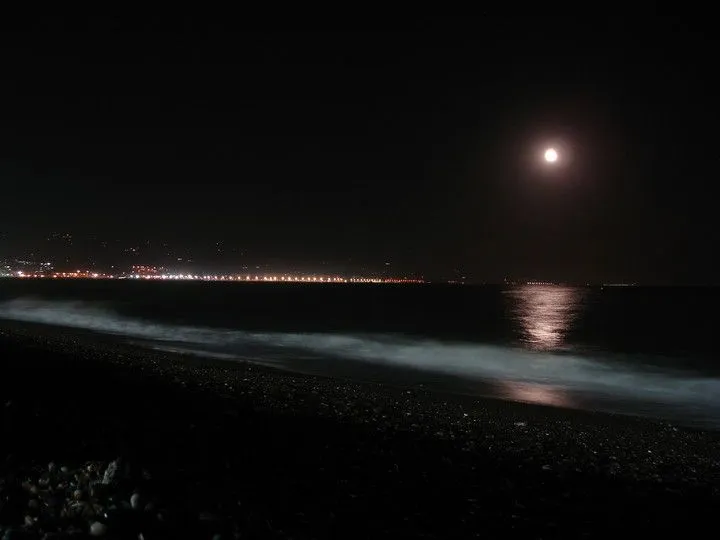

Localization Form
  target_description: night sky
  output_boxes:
[1,15,718,283]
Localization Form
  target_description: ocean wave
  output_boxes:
[1,297,719,414]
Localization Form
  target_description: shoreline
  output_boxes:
[2,321,720,537]
[1,318,704,434]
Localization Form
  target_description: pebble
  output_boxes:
[89,520,107,536]
[102,461,118,485]
[0,459,157,537]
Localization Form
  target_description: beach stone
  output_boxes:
[2,530,23,540]
[102,461,118,485]
[45,495,62,509]
[89,521,107,536]
[89,482,104,499]
[72,501,96,520]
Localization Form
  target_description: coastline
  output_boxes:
[2,321,720,537]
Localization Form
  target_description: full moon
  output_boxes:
[544,148,558,163]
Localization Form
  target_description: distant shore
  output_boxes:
[1,321,720,538]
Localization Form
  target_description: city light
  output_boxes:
[6,271,424,284]
[0,259,424,284]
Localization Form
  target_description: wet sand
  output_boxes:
[1,322,720,538]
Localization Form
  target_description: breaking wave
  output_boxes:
[2,298,720,424]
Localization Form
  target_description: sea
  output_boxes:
[1,280,719,427]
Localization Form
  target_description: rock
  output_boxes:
[46,495,62,509]
[102,461,118,485]
[70,501,96,520]
[89,521,107,536]
[130,493,141,510]
[89,482,106,499]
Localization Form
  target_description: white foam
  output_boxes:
[1,297,719,412]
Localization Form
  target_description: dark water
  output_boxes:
[1,280,719,426]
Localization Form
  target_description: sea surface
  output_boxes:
[1,280,719,427]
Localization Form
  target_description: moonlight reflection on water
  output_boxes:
[505,285,586,351]
[499,381,574,408]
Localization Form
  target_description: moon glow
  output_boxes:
[544,148,558,163]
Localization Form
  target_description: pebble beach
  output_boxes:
[2,322,720,539]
